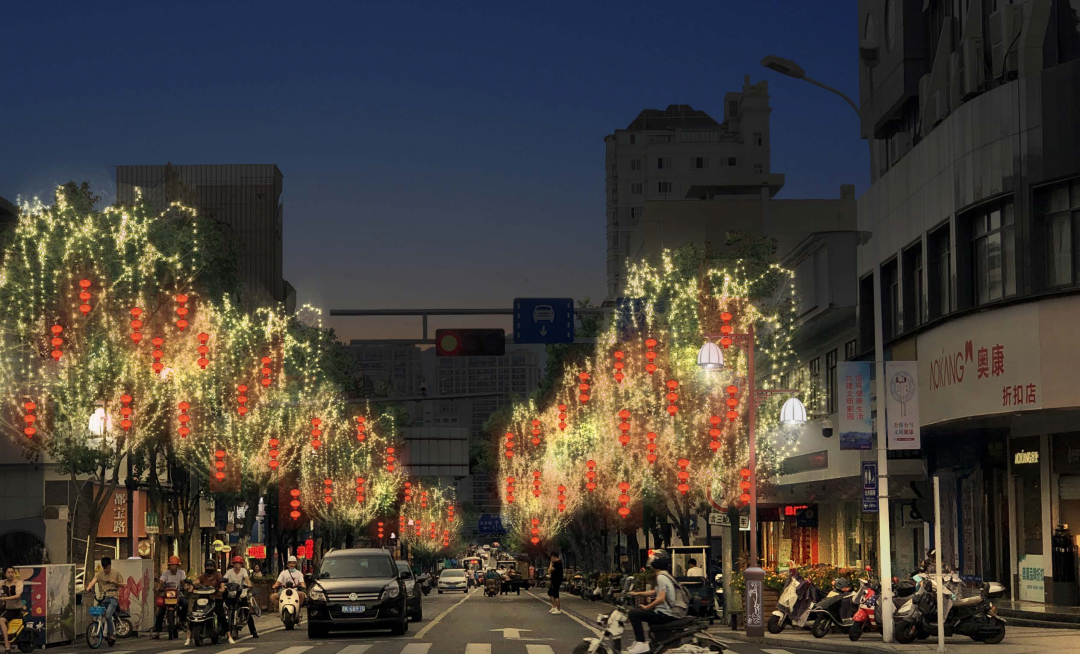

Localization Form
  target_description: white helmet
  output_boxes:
[288,555,298,563]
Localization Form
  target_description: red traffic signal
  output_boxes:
[435,329,505,357]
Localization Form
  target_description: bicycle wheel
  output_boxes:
[86,620,104,649]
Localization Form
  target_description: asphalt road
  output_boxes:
[48,588,823,654]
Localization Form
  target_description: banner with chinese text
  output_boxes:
[885,361,921,449]
[839,361,873,450]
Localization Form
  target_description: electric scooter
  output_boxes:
[279,581,303,630]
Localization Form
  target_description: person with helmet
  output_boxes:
[187,559,227,646]
[152,556,188,639]
[224,556,258,639]
[270,556,306,612]
[624,555,679,654]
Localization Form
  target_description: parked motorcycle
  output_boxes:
[768,569,820,634]
[187,585,224,646]
[848,577,879,641]
[573,593,727,654]
[713,573,725,620]
[893,572,1006,644]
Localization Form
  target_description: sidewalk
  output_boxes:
[714,626,1080,654]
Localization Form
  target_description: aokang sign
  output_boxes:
[917,303,1042,425]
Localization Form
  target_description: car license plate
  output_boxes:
[341,605,365,614]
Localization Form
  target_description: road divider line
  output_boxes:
[413,586,474,639]
[524,590,601,636]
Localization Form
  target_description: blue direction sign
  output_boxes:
[513,298,574,344]
[478,514,507,535]
[862,461,879,513]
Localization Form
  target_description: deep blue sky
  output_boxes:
[4,1,865,341]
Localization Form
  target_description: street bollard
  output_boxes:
[744,565,765,639]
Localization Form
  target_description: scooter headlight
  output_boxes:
[308,586,326,601]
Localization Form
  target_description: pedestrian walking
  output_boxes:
[547,552,563,614]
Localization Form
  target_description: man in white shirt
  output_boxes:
[271,556,306,611]
[223,556,258,641]
[685,558,705,578]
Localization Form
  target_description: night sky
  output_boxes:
[3,1,865,341]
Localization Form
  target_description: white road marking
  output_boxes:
[214,648,253,654]
[761,649,795,654]
[275,647,314,654]
[413,586,475,639]
[525,646,555,654]
[464,645,491,654]
[712,636,735,644]
[334,646,373,654]
[524,590,601,636]
[157,650,193,654]
[399,645,431,654]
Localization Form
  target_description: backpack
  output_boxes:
[657,571,690,618]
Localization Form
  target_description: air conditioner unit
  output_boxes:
[960,36,984,99]
[990,4,1023,80]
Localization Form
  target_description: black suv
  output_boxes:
[306,548,408,637]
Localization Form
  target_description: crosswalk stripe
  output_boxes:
[335,646,373,654]
[761,649,795,654]
[215,648,253,654]
[464,645,491,654]
[399,645,431,654]
[157,650,192,654]
[276,647,314,654]
[525,646,555,654]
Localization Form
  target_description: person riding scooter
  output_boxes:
[185,560,227,647]
[223,556,258,640]
[152,556,188,640]
[270,556,306,611]
[625,555,680,654]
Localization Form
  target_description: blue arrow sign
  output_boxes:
[513,298,574,344]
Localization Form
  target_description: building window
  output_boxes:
[631,182,642,195]
[1036,179,1080,287]
[971,201,1016,304]
[809,357,820,378]
[825,349,838,414]
[630,159,642,171]
[728,100,739,118]
[727,157,737,167]
[928,225,951,319]
[629,134,636,145]
[902,242,924,330]
[694,157,709,169]
[753,164,763,174]
[657,157,671,170]
[658,181,672,194]
[630,207,642,222]
[753,132,763,146]
[844,339,857,360]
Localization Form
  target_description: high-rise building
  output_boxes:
[603,76,784,299]
[116,164,291,308]
[347,342,426,398]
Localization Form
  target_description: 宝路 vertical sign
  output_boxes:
[839,361,873,450]
[886,361,921,450]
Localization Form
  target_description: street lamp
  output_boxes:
[761,52,896,642]
[88,407,109,437]
[698,324,806,639]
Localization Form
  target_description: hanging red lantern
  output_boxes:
[738,467,752,505]
[504,432,514,459]
[151,336,165,373]
[22,401,36,438]
[175,293,190,331]
[585,460,597,492]
[214,449,226,482]
[677,458,690,495]
[506,476,515,504]
[119,394,133,431]
[578,372,591,404]
[260,356,272,388]
[386,447,396,472]
[177,401,191,438]
[530,518,540,545]
[355,415,367,442]
[130,308,143,344]
[196,332,210,369]
[448,506,455,523]
[617,409,631,446]
[289,489,301,520]
[557,404,567,431]
[665,379,679,416]
[49,324,64,361]
[236,384,249,416]
[378,521,385,540]
[726,385,740,422]
[531,419,541,446]
[310,417,323,450]
[709,416,721,453]
[323,478,333,504]
[355,477,366,503]
[78,279,93,316]
[720,312,733,349]
[404,482,413,503]
[557,485,567,512]
[618,481,631,518]
[268,437,280,470]
[644,337,659,375]
[421,490,428,509]
[646,431,658,464]
[613,350,625,383]
[531,470,541,498]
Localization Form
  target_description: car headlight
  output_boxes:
[384,583,400,599]
[308,586,326,601]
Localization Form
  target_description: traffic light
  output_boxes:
[435,328,505,357]
[909,480,934,522]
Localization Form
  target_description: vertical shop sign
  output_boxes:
[840,362,873,449]
[886,361,921,449]
[1018,554,1045,602]
[862,461,879,513]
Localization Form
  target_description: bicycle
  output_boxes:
[85,589,132,649]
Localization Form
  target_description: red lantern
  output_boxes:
[585,459,597,492]
[119,394,133,431]
[150,336,165,373]
[22,400,36,438]
[531,470,541,498]
[738,467,752,506]
[260,355,272,388]
[578,372,591,404]
[720,311,734,349]
[214,449,226,482]
[556,485,567,512]
[504,431,514,459]
[644,337,659,375]
[386,446,396,472]
[421,490,428,509]
[531,418,541,446]
[355,415,367,442]
[236,384,249,416]
[178,401,191,438]
[677,458,690,495]
[617,409,631,446]
[289,489,301,520]
[197,332,210,369]
[646,431,658,464]
[268,437,280,470]
[78,279,93,316]
[726,385,740,422]
[356,477,366,503]
[708,415,721,453]
[49,324,63,361]
[175,293,189,331]
[404,482,413,503]
[310,417,323,450]
[323,478,333,505]
[613,349,625,383]
[506,475,516,504]
[557,404,567,431]
[130,308,143,344]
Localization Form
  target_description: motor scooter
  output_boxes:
[893,572,1007,644]
[187,585,224,646]
[3,602,36,653]
[807,576,855,638]
[279,581,303,630]
[768,569,819,633]
[712,573,724,620]
[848,577,879,641]
[573,587,727,654]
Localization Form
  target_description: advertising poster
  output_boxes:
[886,361,921,449]
[839,361,873,449]
[1018,554,1045,602]
[15,565,76,646]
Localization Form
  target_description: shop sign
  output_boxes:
[247,544,266,559]
[708,512,729,527]
[145,512,159,535]
[1018,554,1045,602]
[917,302,1041,425]
[95,487,147,538]
[862,461,878,513]
[795,506,818,528]
[1014,450,1039,465]
[885,362,921,450]
[839,362,873,450]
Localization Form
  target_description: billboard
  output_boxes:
[839,361,873,449]
[886,361,921,450]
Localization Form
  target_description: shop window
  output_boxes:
[1036,179,1080,288]
[844,339,857,360]
[969,200,1016,305]
[927,225,952,319]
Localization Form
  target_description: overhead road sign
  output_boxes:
[513,298,574,344]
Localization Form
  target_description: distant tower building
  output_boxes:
[603,76,783,299]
